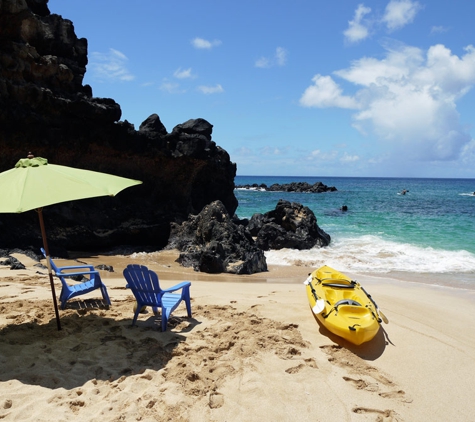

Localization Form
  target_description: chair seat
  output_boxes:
[69,278,100,294]
[162,292,183,309]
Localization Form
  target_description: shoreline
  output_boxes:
[70,248,475,288]
[1,250,475,420]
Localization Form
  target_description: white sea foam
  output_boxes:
[235,187,266,192]
[265,235,475,274]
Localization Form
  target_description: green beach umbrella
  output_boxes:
[0,154,143,330]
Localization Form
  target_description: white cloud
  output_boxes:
[261,146,285,155]
[460,138,475,166]
[173,67,196,79]
[340,153,360,163]
[431,25,449,35]
[275,47,288,66]
[343,4,372,44]
[160,81,185,94]
[300,43,475,162]
[234,146,253,156]
[89,48,134,82]
[299,74,359,109]
[255,57,270,68]
[191,37,222,49]
[255,47,288,68]
[344,1,421,44]
[308,149,339,161]
[197,84,224,94]
[382,0,421,31]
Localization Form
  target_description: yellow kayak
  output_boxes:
[304,265,384,345]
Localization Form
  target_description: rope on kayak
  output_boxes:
[366,305,382,323]
[348,324,361,331]
[308,278,320,303]
[322,308,334,319]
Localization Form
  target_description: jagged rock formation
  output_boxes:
[167,199,330,274]
[167,201,267,275]
[247,200,331,250]
[0,0,237,252]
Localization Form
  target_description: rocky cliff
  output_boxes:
[0,0,237,252]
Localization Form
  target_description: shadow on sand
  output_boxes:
[313,312,390,359]
[0,298,200,390]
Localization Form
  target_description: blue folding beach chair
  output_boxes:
[123,264,192,331]
[41,248,111,309]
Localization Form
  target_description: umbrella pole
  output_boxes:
[37,208,62,331]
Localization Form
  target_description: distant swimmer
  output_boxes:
[400,189,407,195]
[340,205,348,211]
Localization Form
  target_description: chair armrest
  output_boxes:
[161,281,191,293]
[56,264,96,272]
[55,270,100,278]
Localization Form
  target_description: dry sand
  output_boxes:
[1,250,475,421]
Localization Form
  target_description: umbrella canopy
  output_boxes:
[0,156,142,213]
[0,155,142,330]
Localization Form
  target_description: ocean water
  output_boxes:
[234,176,475,288]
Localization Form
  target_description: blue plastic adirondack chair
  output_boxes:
[41,248,111,309]
[123,264,192,331]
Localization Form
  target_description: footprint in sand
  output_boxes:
[343,376,379,392]
[321,345,412,404]
[278,323,299,330]
[21,289,35,294]
[209,392,224,409]
[145,400,156,409]
[285,358,318,374]
[140,372,154,381]
[69,399,85,412]
[380,390,413,403]
[353,407,403,421]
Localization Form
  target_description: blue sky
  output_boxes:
[48,0,475,178]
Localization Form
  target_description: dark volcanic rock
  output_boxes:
[0,255,26,270]
[138,113,168,138]
[167,201,267,275]
[248,200,331,250]
[0,0,237,252]
[236,181,337,193]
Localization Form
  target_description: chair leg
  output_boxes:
[161,312,168,332]
[132,306,142,326]
[59,288,70,310]
[183,288,192,317]
[101,284,111,306]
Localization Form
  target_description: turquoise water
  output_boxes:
[235,176,475,282]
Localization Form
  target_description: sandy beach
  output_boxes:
[1,250,475,421]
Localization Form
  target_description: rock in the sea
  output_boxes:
[167,201,267,275]
[248,200,331,250]
[236,181,337,193]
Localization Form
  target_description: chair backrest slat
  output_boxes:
[124,264,163,304]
